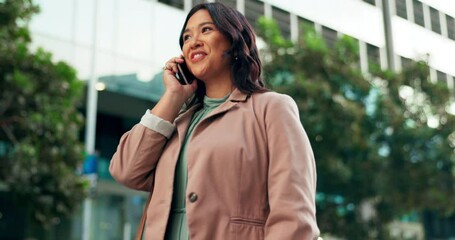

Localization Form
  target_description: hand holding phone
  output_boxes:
[176,61,195,85]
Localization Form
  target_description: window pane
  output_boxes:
[363,0,375,6]
[322,26,337,49]
[447,15,455,40]
[436,70,446,83]
[158,0,183,9]
[413,0,425,27]
[215,0,236,9]
[193,0,205,6]
[430,7,441,34]
[298,17,314,40]
[401,56,413,69]
[395,0,407,19]
[245,0,264,28]
[272,6,291,39]
[367,43,380,72]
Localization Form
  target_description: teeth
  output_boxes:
[193,53,205,60]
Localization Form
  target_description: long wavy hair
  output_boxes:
[179,2,268,104]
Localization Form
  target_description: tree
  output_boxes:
[0,0,86,238]
[257,17,455,239]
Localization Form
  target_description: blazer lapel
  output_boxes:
[174,104,200,146]
[204,88,249,120]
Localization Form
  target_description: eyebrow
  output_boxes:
[183,21,215,34]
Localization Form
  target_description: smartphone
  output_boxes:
[176,61,195,85]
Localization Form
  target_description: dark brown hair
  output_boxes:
[179,2,267,102]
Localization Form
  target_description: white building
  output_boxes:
[29,0,455,239]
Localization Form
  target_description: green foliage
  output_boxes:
[257,18,455,239]
[0,0,86,233]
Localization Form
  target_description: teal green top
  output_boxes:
[165,94,229,240]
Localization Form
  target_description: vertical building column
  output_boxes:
[264,2,272,19]
[237,0,245,14]
[379,47,388,70]
[314,23,322,35]
[394,54,401,72]
[382,0,395,71]
[423,3,431,29]
[429,68,437,83]
[440,11,448,38]
[406,0,414,22]
[290,13,298,43]
[359,41,369,74]
[184,0,191,12]
[447,75,454,89]
[83,0,100,239]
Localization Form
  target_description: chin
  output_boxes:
[192,69,208,81]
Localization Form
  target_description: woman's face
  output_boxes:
[181,9,232,83]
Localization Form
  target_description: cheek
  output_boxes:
[182,45,190,59]
[212,34,231,51]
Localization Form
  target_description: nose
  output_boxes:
[189,34,203,50]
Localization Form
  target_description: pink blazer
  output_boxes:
[110,89,320,239]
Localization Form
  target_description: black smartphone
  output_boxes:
[176,61,195,85]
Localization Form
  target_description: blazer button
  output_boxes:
[188,192,198,203]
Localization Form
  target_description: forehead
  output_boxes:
[186,9,213,29]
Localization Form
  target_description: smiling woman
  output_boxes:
[180,9,232,95]
[109,2,320,240]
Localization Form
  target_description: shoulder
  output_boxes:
[250,91,298,113]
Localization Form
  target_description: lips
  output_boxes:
[190,51,207,62]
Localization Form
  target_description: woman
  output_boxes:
[110,2,320,239]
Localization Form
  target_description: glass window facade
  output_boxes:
[413,0,425,27]
[400,56,413,69]
[396,0,408,19]
[245,0,264,28]
[322,26,338,49]
[436,70,446,83]
[158,0,184,9]
[446,15,455,40]
[363,0,376,6]
[429,7,441,34]
[272,6,291,39]
[298,17,315,40]
[215,0,236,9]
[367,43,380,72]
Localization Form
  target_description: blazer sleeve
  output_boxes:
[263,94,320,239]
[109,110,175,191]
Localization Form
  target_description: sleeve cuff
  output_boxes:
[140,110,175,139]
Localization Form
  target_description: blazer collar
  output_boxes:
[174,88,249,140]
[228,88,249,102]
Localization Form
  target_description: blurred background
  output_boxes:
[1,0,454,239]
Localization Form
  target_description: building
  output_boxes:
[28,0,455,239]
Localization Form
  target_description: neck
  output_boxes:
[204,71,234,98]
[205,81,233,98]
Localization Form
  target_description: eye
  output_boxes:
[183,34,191,42]
[202,26,213,33]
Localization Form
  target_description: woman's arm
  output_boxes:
[110,56,197,191]
[109,112,175,191]
[263,94,320,239]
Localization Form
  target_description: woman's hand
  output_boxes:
[150,56,197,122]
[162,56,197,102]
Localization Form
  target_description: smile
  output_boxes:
[190,51,207,62]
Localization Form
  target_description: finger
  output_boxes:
[175,57,184,63]
[163,62,174,72]
[172,63,179,73]
[163,62,172,71]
